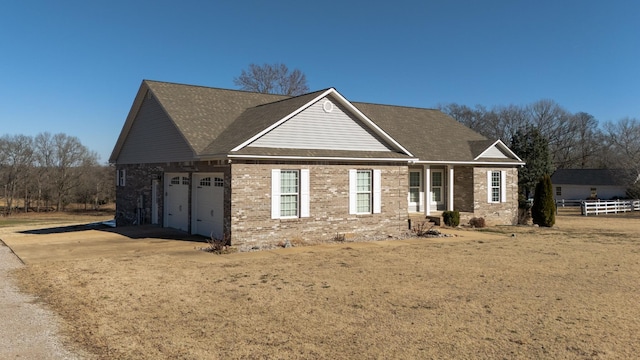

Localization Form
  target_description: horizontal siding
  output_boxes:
[117,93,194,164]
[249,96,394,152]
[481,145,508,159]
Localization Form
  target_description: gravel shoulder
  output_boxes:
[0,241,87,359]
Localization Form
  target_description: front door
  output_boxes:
[408,170,422,212]
[431,170,444,210]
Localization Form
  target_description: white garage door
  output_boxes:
[164,173,189,232]
[192,173,225,239]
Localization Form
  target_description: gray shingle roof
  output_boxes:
[551,169,632,186]
[145,80,288,154]
[118,80,522,163]
[353,102,498,162]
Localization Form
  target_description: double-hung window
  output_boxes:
[280,170,299,217]
[349,169,381,214]
[487,170,506,203]
[357,170,372,213]
[271,169,310,219]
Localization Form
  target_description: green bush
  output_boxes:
[531,174,555,227]
[442,210,460,227]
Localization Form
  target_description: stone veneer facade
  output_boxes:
[230,161,408,250]
[116,161,408,250]
[472,166,519,226]
[115,162,230,229]
[116,162,516,249]
[408,165,518,226]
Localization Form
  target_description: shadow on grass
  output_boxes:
[20,223,208,243]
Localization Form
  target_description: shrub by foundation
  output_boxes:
[442,210,460,227]
[469,217,486,228]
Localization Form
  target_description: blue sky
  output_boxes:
[1,1,638,163]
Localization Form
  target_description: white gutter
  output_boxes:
[415,160,526,166]
[226,154,417,162]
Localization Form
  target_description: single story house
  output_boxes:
[551,169,632,200]
[110,80,524,250]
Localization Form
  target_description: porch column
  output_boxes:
[424,165,431,216]
[448,165,454,211]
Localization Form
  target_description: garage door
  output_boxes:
[164,173,189,232]
[192,173,224,239]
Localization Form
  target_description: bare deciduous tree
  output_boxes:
[234,63,309,96]
[440,100,606,170]
[604,118,640,172]
[0,135,34,215]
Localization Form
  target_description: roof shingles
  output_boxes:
[121,80,522,163]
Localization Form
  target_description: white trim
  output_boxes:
[271,169,281,219]
[474,139,523,162]
[300,169,310,217]
[349,169,357,214]
[373,169,381,214]
[501,170,507,203]
[425,165,431,216]
[230,88,414,157]
[487,171,493,203]
[217,156,524,166]
[408,169,422,213]
[415,160,525,166]
[227,154,416,162]
[448,166,454,211]
[487,170,506,203]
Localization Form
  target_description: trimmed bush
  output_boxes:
[531,174,555,227]
[442,210,460,227]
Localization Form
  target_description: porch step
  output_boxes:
[425,216,441,226]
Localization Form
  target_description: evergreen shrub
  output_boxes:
[531,174,555,227]
[442,210,460,227]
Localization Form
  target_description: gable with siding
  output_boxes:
[248,96,395,152]
[116,93,195,164]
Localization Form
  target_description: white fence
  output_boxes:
[581,200,640,216]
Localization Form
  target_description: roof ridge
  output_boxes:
[353,100,440,112]
[252,88,332,108]
[143,79,291,97]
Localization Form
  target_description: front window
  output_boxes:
[357,170,372,213]
[491,171,501,202]
[409,171,420,203]
[280,170,299,217]
[556,187,562,196]
[432,171,442,203]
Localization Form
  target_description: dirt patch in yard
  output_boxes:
[11,209,640,359]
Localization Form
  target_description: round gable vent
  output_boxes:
[322,100,334,113]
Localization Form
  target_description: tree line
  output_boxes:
[439,100,640,197]
[0,132,113,215]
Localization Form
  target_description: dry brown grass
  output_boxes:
[13,209,640,359]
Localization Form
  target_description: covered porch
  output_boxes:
[407,164,475,226]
